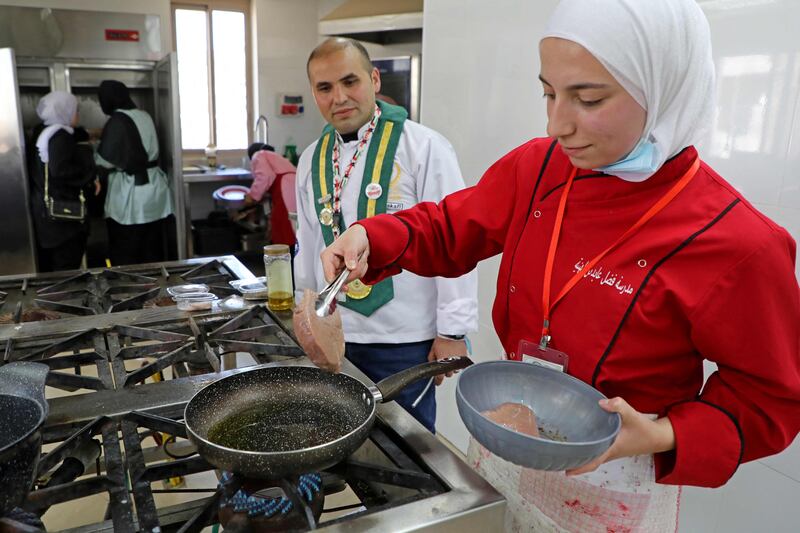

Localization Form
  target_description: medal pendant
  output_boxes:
[319,207,334,226]
[346,279,372,300]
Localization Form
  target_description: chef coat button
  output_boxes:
[533,210,542,218]
[510,285,516,293]
[638,259,647,268]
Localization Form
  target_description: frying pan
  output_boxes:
[185,357,472,479]
[0,362,49,516]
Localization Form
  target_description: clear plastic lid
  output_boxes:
[229,277,267,294]
[167,284,210,296]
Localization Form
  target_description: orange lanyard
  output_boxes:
[539,158,700,348]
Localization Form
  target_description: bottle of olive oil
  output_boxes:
[264,244,294,311]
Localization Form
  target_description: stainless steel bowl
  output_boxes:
[456,360,621,471]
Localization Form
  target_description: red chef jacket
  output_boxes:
[357,137,800,488]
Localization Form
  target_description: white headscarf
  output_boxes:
[542,0,716,182]
[35,91,77,163]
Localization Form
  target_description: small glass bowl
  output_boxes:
[173,292,218,311]
[167,284,210,297]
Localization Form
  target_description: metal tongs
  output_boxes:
[314,268,351,317]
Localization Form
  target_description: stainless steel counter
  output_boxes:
[183,167,252,183]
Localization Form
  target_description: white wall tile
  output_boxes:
[780,73,800,211]
[698,0,800,210]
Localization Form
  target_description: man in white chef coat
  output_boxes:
[294,37,478,432]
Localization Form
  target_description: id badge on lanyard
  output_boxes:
[518,339,569,372]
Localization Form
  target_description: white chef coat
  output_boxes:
[294,117,479,344]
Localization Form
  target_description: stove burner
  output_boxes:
[222,472,322,516]
[218,472,324,532]
[1,508,46,530]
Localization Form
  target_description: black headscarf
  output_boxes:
[98,80,136,116]
[247,142,276,160]
[97,80,151,184]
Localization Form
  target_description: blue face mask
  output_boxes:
[594,137,660,182]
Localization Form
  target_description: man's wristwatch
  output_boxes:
[438,333,466,341]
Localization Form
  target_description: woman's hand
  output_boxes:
[94,178,102,196]
[320,224,370,283]
[565,397,675,476]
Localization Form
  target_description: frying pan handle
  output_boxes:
[375,357,473,403]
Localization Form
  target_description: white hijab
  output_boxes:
[35,91,77,163]
[542,0,716,182]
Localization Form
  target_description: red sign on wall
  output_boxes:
[105,29,140,42]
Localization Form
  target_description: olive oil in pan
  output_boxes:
[208,400,359,452]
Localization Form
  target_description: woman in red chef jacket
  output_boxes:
[319,0,800,531]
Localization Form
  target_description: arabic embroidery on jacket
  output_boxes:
[573,258,634,296]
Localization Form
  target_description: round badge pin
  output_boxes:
[365,183,383,200]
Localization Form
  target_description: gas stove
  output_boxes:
[0,257,504,532]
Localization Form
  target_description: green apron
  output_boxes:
[311,101,407,316]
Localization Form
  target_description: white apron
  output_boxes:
[467,438,681,533]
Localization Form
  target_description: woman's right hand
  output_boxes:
[321,224,370,283]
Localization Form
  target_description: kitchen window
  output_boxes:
[172,1,252,153]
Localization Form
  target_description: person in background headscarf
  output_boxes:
[244,142,297,248]
[321,0,800,530]
[28,91,98,272]
[95,80,174,266]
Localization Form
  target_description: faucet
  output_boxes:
[254,115,269,145]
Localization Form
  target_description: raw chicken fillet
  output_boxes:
[292,289,345,373]
[483,402,540,437]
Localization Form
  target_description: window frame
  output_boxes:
[172,0,253,160]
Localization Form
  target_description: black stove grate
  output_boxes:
[0,260,240,320]
[1,306,302,395]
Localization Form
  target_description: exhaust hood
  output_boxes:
[319,0,422,43]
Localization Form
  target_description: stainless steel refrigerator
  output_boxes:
[0,6,184,275]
